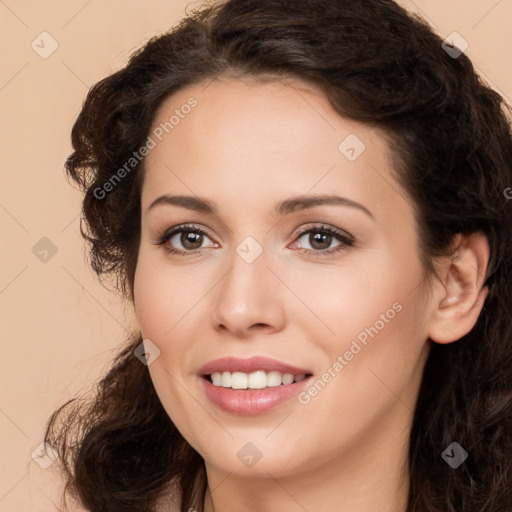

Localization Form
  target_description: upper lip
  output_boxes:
[198,356,312,376]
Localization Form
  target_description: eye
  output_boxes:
[154,223,218,255]
[154,222,354,257]
[290,224,354,256]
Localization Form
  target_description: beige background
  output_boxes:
[1,1,511,510]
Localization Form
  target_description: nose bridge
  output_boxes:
[212,240,285,336]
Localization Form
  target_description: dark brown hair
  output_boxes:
[45,0,512,510]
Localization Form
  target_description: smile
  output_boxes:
[198,356,314,415]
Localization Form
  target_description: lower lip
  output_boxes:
[200,376,313,416]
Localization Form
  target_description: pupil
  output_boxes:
[182,232,202,249]
[311,232,331,250]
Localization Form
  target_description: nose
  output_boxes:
[211,247,286,339]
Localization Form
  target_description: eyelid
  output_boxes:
[290,223,354,245]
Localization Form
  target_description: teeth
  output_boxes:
[267,371,282,387]
[221,371,231,387]
[281,373,294,385]
[210,370,307,389]
[232,372,248,389]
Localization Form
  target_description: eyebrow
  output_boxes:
[146,194,374,220]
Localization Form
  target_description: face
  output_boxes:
[133,77,433,479]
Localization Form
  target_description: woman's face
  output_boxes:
[134,77,434,479]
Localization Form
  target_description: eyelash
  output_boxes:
[154,223,355,257]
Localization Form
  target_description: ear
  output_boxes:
[429,232,490,344]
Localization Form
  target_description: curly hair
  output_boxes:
[44,0,512,511]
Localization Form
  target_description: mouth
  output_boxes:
[197,356,314,415]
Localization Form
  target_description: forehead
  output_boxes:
[141,77,406,223]
[147,76,383,158]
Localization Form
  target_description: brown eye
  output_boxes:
[291,224,354,256]
[156,224,217,255]
[307,231,334,250]
[179,231,204,250]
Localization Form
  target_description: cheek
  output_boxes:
[134,261,207,432]
[134,254,199,338]
[295,297,427,459]
[297,251,429,399]
[320,283,428,422]
[133,256,214,386]
[283,257,411,349]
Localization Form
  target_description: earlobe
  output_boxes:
[429,232,490,344]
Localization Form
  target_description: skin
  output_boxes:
[133,77,489,512]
